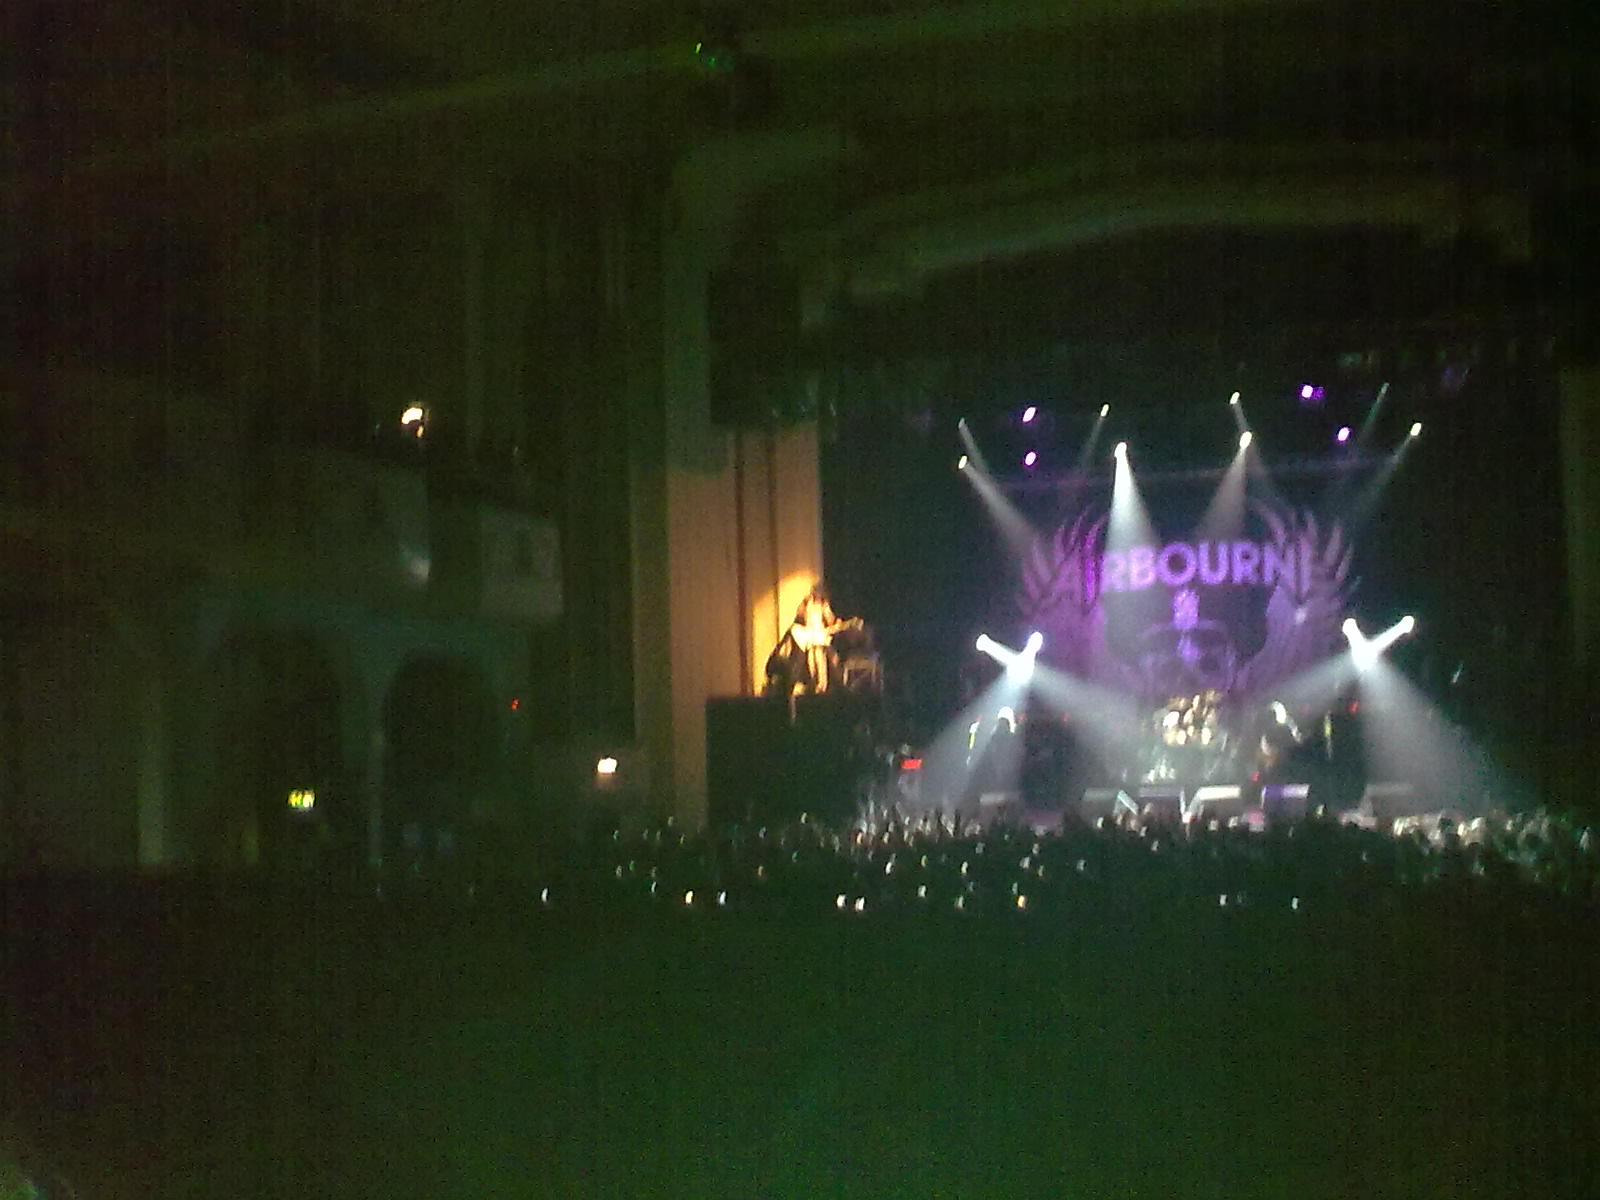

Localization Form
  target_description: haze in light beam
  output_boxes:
[1107,445,1157,552]
[1354,658,1522,815]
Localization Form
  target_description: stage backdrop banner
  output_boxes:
[1020,498,1353,708]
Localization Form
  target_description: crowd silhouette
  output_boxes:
[516,801,1600,918]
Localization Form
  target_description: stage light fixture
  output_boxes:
[957,454,969,470]
[1300,384,1313,399]
[1336,426,1352,443]
[1345,614,1414,672]
[1114,441,1127,458]
[1022,406,1037,424]
[1023,450,1038,468]
[1229,392,1240,406]
[1409,421,1423,437]
[1239,430,1253,450]
[975,633,994,653]
[1100,404,1110,417]
[1025,631,1044,653]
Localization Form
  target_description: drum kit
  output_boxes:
[1144,690,1234,784]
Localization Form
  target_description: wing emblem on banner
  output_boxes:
[1235,501,1355,699]
[1020,510,1140,693]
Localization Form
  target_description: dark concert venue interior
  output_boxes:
[5,2,1600,1196]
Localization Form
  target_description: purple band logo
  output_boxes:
[1020,500,1353,705]
[1099,539,1307,594]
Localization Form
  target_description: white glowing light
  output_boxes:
[1342,618,1361,639]
[1239,430,1253,450]
[1007,649,1036,682]
[1024,631,1043,654]
[1099,403,1110,417]
[1021,406,1037,424]
[1229,391,1240,405]
[1114,441,1127,458]
[684,890,695,905]
[1409,421,1423,437]
[401,404,426,426]
[1399,615,1416,633]
[957,454,969,470]
[975,633,994,653]
[596,756,619,776]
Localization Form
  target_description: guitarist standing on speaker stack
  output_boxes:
[764,583,863,697]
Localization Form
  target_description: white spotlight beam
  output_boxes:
[1344,615,1416,671]
[1353,656,1523,816]
[1355,380,1390,445]
[1027,663,1145,768]
[1196,439,1250,541]
[962,463,1039,556]
[1074,406,1111,474]
[1008,633,1043,682]
[1228,392,1248,434]
[1108,440,1158,552]
[1368,615,1417,658]
[976,634,1018,666]
[957,420,992,475]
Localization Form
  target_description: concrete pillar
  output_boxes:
[737,424,826,695]
[635,132,849,826]
[1558,366,1600,670]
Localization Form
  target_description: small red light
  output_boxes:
[900,757,923,771]
[1348,701,1359,714]
[509,697,521,711]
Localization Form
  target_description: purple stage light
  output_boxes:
[1300,384,1314,400]
[1021,406,1037,424]
[1023,450,1038,468]
[1336,426,1351,443]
